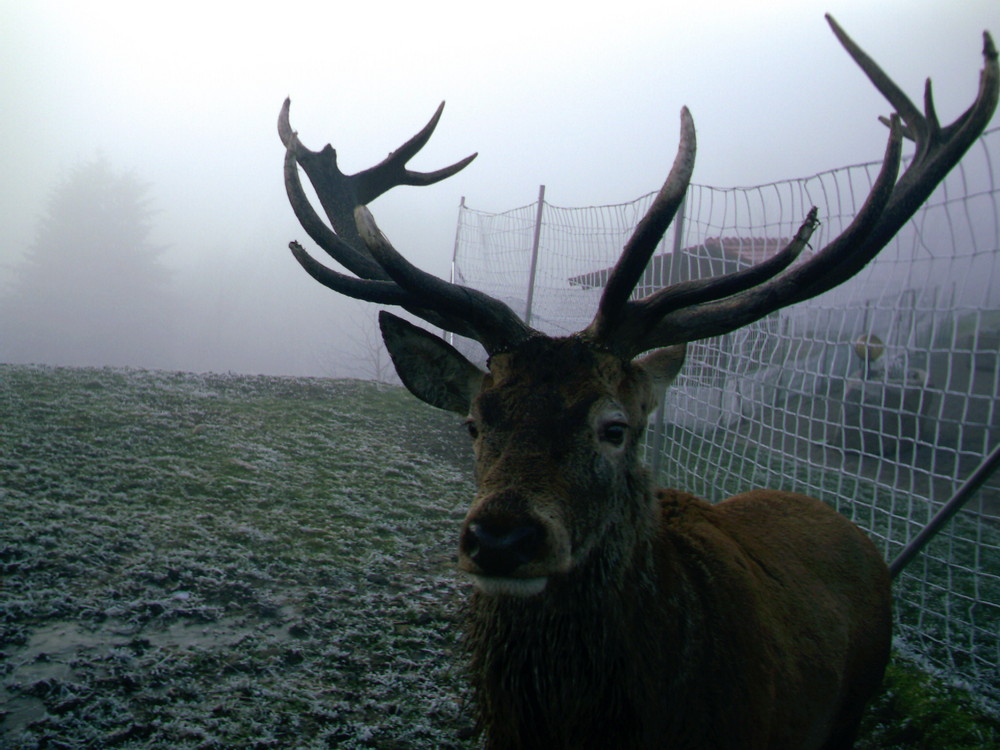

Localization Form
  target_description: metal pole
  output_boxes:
[446,196,466,345]
[523,185,546,326]
[889,441,1000,578]
[649,196,686,481]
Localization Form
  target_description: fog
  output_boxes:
[1,0,997,377]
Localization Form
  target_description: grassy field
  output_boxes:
[1,365,996,748]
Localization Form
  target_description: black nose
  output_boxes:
[461,519,545,576]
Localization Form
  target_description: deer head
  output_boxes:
[279,16,997,598]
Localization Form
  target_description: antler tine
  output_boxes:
[289,240,485,341]
[795,20,997,299]
[289,240,407,305]
[280,98,478,253]
[276,97,300,151]
[944,31,999,141]
[595,18,998,358]
[355,102,479,204]
[634,208,820,322]
[587,108,696,341]
[924,78,942,136]
[281,98,532,353]
[825,15,926,143]
[589,210,821,355]
[625,122,903,351]
[827,16,998,224]
[279,97,370,258]
[283,146,391,281]
[354,207,535,352]
[775,116,905,305]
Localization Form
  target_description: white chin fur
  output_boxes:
[470,574,548,597]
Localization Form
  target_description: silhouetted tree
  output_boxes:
[314,301,400,383]
[0,156,173,368]
[344,307,398,385]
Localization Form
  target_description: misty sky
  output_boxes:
[1,0,997,376]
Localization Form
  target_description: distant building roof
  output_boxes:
[568,236,794,291]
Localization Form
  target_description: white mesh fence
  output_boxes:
[452,127,1000,711]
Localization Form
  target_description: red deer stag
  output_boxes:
[278,16,997,750]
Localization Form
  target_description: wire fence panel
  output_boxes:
[452,127,1000,712]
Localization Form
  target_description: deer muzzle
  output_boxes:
[458,494,571,596]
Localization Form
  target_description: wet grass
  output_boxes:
[859,658,999,749]
[1,364,996,748]
[1,365,475,748]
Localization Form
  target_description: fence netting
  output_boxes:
[452,127,1000,712]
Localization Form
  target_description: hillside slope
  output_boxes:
[1,365,476,748]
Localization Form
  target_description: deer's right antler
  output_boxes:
[279,99,533,352]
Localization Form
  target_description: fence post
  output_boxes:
[649,195,687,482]
[524,185,546,326]
[446,197,467,345]
[889,441,1000,577]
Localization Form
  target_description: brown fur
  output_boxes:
[465,488,891,750]
[385,330,892,749]
[280,24,997,742]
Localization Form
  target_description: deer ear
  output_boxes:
[633,344,687,390]
[379,311,485,414]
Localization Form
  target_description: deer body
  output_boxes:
[467,488,891,750]
[394,332,891,749]
[276,15,996,749]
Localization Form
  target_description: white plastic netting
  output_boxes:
[453,127,1000,710]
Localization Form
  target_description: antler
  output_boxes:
[585,15,998,357]
[282,15,997,360]
[279,100,533,352]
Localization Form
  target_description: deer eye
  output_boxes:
[464,419,480,440]
[599,421,628,446]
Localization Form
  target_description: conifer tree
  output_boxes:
[1,157,173,367]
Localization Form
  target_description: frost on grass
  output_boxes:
[0,365,477,748]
